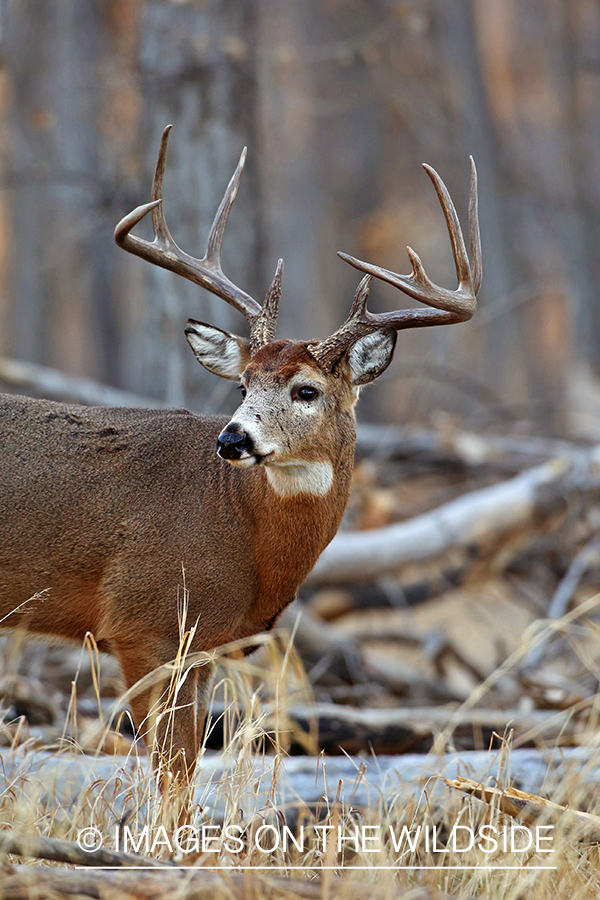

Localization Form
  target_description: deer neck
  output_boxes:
[240,415,356,620]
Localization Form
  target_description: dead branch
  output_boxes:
[309,450,600,586]
[519,531,600,672]
[278,605,367,684]
[355,422,590,469]
[0,830,171,868]
[445,775,600,842]
[0,866,324,900]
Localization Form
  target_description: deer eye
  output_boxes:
[292,385,319,402]
[237,384,247,400]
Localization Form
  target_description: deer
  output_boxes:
[0,125,480,806]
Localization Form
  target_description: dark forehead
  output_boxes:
[244,340,322,380]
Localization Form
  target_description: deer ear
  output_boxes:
[345,329,397,385]
[185,320,251,380]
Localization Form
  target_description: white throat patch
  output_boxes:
[265,460,334,498]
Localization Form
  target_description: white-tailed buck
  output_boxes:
[0,126,480,797]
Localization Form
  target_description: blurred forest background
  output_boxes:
[0,0,599,433]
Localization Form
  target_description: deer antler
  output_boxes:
[114,125,281,355]
[311,158,481,368]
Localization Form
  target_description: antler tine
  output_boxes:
[468,156,482,294]
[115,125,263,325]
[422,162,471,298]
[205,147,247,267]
[250,259,284,353]
[311,158,481,368]
[150,124,175,246]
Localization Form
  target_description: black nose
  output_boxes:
[216,423,254,460]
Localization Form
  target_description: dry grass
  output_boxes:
[3,601,600,898]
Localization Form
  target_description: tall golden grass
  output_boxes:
[3,593,600,898]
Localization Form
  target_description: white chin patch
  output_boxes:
[265,460,333,498]
[227,455,258,468]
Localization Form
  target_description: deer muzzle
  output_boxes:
[216,424,255,462]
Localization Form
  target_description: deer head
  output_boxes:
[115,126,481,496]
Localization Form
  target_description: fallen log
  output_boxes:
[309,449,600,586]
[199,701,580,755]
[3,746,600,823]
[284,703,582,755]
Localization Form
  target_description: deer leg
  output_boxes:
[114,640,214,818]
